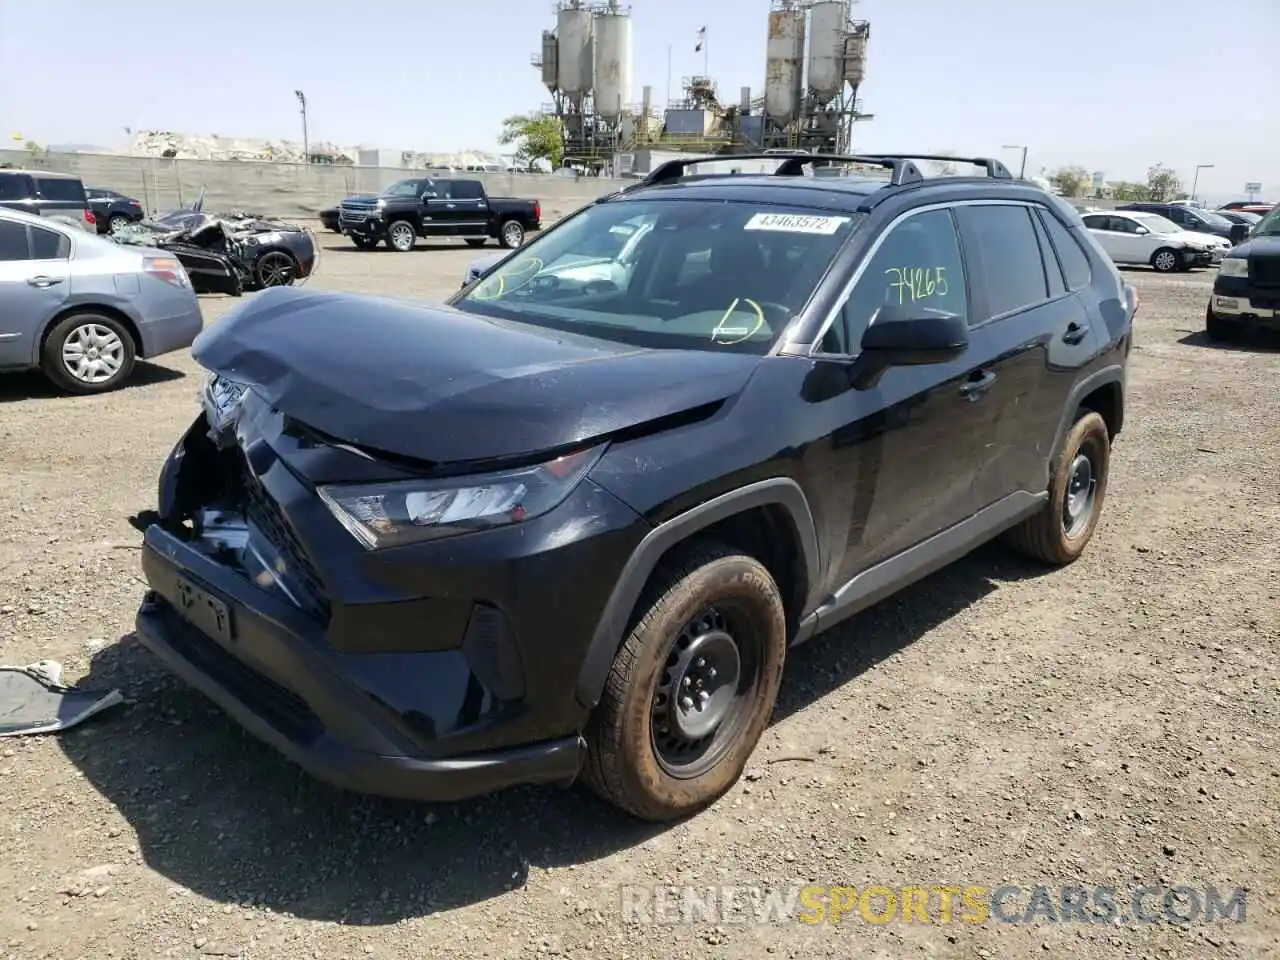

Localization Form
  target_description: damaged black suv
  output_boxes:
[134,152,1135,822]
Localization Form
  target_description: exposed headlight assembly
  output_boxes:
[1218,257,1249,278]
[201,373,250,437]
[318,444,606,549]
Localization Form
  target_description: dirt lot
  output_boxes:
[0,234,1277,960]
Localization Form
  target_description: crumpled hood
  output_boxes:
[191,287,760,465]
[1175,230,1228,248]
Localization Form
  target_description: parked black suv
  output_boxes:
[1116,202,1236,241]
[338,177,541,251]
[0,169,95,232]
[134,152,1135,822]
[1206,204,1280,341]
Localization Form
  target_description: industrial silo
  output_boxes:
[593,7,634,122]
[765,3,806,125]
[843,22,870,87]
[540,30,559,92]
[806,1,848,106]
[556,2,595,98]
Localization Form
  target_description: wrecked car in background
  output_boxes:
[112,193,318,296]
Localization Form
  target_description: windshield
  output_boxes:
[1232,211,1262,224]
[1189,208,1232,228]
[1254,207,1280,236]
[1134,214,1180,234]
[453,199,862,354]
[380,179,425,198]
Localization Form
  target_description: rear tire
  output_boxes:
[1151,247,1181,273]
[108,214,131,233]
[40,312,137,395]
[1004,411,1110,565]
[1205,307,1241,343]
[583,542,787,822]
[498,220,525,249]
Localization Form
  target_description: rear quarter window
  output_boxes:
[1038,211,1093,291]
[36,177,87,203]
[30,225,70,260]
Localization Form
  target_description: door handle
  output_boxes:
[959,369,997,400]
[1062,321,1090,345]
[27,276,63,288]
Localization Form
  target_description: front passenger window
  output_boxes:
[822,208,967,353]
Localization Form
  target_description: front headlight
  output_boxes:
[317,443,607,550]
[201,373,250,435]
[1218,257,1249,278]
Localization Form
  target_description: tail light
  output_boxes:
[83,210,96,226]
[1125,284,1140,318]
[145,256,191,289]
[534,200,541,222]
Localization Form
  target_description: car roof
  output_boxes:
[0,168,81,179]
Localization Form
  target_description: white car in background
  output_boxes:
[1081,210,1230,273]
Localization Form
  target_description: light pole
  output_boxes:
[294,90,309,164]
[1002,144,1028,179]
[1190,163,1214,202]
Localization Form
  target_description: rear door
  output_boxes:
[449,179,491,236]
[1081,213,1121,261]
[34,176,91,229]
[0,219,71,369]
[954,202,1099,502]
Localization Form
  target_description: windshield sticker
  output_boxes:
[744,213,851,235]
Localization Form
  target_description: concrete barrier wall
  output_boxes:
[0,151,628,222]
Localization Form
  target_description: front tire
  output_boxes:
[351,235,377,250]
[1151,247,1181,273]
[1004,410,1110,565]
[387,220,417,252]
[1205,306,1241,343]
[40,312,137,395]
[255,250,297,288]
[583,543,787,822]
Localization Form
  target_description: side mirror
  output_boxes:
[1229,223,1249,244]
[1134,226,1150,235]
[849,306,969,389]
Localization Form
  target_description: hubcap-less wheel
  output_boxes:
[389,223,415,251]
[62,323,125,385]
[108,215,130,233]
[1153,250,1178,272]
[1063,449,1097,538]
[257,251,296,287]
[502,222,524,247]
[650,606,759,779]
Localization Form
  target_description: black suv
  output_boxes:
[1206,203,1280,341]
[133,152,1135,822]
[1116,201,1236,241]
[0,169,95,232]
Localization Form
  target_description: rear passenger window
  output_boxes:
[958,205,1047,319]
[1030,211,1065,297]
[452,180,485,200]
[0,221,29,260]
[0,175,32,202]
[822,208,968,353]
[1038,211,1092,290]
[35,178,86,203]
[30,225,69,260]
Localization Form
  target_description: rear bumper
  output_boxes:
[134,530,587,802]
[137,297,204,358]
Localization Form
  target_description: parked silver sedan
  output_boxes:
[0,207,203,394]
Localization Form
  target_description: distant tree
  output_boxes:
[1047,165,1090,197]
[499,114,564,171]
[1109,181,1150,202]
[1145,162,1183,202]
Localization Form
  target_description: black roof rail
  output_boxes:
[855,153,1014,179]
[639,151,926,188]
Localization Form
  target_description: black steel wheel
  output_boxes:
[584,542,787,822]
[256,250,297,287]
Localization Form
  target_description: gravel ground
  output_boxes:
[0,234,1277,960]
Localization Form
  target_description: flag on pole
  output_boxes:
[695,26,706,52]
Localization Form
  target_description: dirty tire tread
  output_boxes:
[583,541,785,822]
[1003,410,1110,565]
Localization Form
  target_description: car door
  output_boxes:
[449,179,491,237]
[1081,214,1124,262]
[0,219,71,369]
[1105,215,1153,262]
[421,179,461,236]
[811,205,998,584]
[955,203,1101,503]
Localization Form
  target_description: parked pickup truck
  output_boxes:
[338,177,541,252]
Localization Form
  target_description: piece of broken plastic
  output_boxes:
[0,660,123,737]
